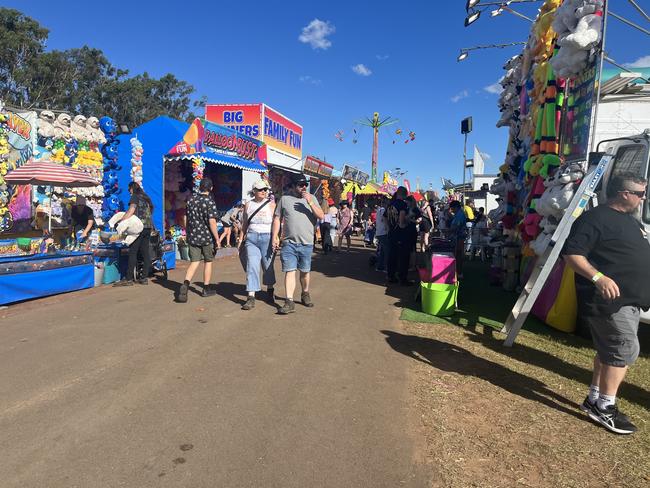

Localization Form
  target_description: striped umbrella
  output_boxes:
[4,160,100,187]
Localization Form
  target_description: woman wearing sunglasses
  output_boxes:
[240,180,276,310]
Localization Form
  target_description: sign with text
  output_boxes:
[169,118,263,164]
[341,164,369,186]
[262,105,303,159]
[302,156,334,178]
[205,104,263,139]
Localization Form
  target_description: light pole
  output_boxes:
[464,0,541,26]
[461,117,472,204]
[457,41,527,62]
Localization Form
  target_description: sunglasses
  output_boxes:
[620,190,646,198]
[255,188,269,192]
[296,182,308,188]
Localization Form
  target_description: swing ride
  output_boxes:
[334,113,417,183]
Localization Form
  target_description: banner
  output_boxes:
[262,105,303,159]
[169,118,263,164]
[205,104,263,138]
[1,110,37,233]
[341,164,369,186]
[302,156,333,178]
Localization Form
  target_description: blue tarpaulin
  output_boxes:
[116,116,190,234]
[0,252,94,305]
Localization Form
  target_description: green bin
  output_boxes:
[421,282,458,316]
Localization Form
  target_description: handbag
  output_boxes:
[239,199,272,271]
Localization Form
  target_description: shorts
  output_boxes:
[586,306,640,367]
[189,243,215,262]
[280,241,313,273]
[221,221,232,228]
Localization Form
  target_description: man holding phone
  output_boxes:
[272,173,325,314]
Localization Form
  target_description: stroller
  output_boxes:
[136,229,169,281]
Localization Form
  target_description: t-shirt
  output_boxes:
[450,211,468,240]
[129,193,153,229]
[275,194,318,245]
[464,205,475,221]
[375,207,388,236]
[186,193,218,246]
[563,205,650,316]
[387,199,408,235]
[361,207,372,220]
[71,206,95,231]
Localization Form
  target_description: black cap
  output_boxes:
[291,173,308,186]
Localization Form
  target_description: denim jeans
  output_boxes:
[245,232,276,292]
[376,234,388,270]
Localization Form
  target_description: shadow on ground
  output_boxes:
[380,329,590,422]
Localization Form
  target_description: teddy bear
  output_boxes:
[85,117,107,145]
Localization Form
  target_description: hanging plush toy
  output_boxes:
[130,136,144,183]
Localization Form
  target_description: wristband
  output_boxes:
[591,272,604,283]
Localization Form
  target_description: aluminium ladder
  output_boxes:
[501,154,614,347]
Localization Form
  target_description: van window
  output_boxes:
[611,145,646,178]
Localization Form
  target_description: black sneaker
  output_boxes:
[580,396,596,413]
[278,299,296,315]
[242,296,256,310]
[301,291,314,308]
[177,282,189,303]
[202,286,216,297]
[588,404,637,435]
[265,288,275,304]
[113,280,134,287]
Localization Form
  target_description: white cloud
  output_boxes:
[450,90,469,103]
[298,19,335,50]
[484,82,504,94]
[625,55,650,68]
[351,64,372,76]
[299,75,322,86]
[376,54,390,61]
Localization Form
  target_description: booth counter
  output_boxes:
[0,251,94,305]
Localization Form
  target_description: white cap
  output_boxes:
[252,179,270,190]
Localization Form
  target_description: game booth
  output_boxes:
[161,118,267,248]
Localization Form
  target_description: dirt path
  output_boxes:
[0,245,429,487]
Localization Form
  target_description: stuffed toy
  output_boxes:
[71,115,90,141]
[108,211,144,246]
[37,110,57,140]
[130,136,144,183]
[86,117,107,145]
[53,113,72,140]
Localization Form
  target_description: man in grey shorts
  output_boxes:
[563,172,649,434]
[178,178,221,302]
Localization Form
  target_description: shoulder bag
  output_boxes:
[238,199,272,271]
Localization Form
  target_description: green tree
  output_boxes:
[0,8,49,106]
[0,7,203,127]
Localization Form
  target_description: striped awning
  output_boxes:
[4,160,100,187]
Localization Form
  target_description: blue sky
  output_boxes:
[7,0,650,191]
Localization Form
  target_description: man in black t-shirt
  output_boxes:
[70,196,95,240]
[178,178,221,302]
[563,172,649,435]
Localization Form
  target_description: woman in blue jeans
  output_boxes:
[240,180,276,310]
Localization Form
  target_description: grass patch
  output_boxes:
[395,261,650,487]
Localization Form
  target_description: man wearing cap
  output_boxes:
[70,196,95,241]
[272,173,325,314]
[178,178,221,302]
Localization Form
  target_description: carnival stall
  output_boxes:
[163,118,267,247]
[0,160,100,305]
[487,0,608,333]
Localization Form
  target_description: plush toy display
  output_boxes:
[100,116,122,225]
[130,136,144,183]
